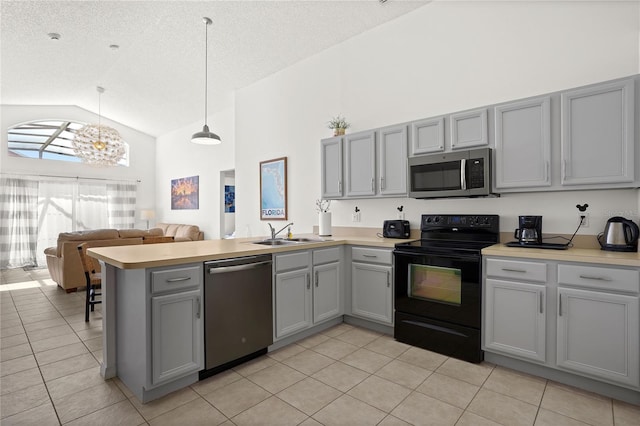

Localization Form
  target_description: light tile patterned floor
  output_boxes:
[1,267,639,425]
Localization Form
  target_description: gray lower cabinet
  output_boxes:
[561,78,635,186]
[274,247,342,340]
[556,265,639,388]
[494,96,551,189]
[350,246,393,325]
[484,256,640,392]
[484,258,547,362]
[116,263,203,403]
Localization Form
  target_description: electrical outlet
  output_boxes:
[352,212,361,222]
[397,212,405,220]
[578,212,589,228]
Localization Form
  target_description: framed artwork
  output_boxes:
[224,185,235,213]
[260,157,287,220]
[171,175,199,210]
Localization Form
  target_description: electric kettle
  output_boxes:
[597,216,640,252]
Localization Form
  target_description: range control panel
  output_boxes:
[421,214,499,231]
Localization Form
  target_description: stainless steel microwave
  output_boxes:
[408,148,492,199]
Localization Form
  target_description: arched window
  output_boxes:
[7,120,129,166]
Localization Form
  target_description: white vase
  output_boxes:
[319,212,332,236]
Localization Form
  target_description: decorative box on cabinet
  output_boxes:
[561,78,635,186]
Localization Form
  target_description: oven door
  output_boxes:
[393,249,481,329]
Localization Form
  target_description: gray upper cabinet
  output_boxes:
[494,96,551,189]
[450,108,488,150]
[321,137,343,199]
[561,79,635,185]
[378,125,408,196]
[410,117,444,155]
[344,131,376,197]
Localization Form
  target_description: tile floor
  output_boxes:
[1,267,639,426]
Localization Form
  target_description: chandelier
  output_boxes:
[191,17,221,145]
[73,86,125,166]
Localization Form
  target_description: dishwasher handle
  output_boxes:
[208,260,272,275]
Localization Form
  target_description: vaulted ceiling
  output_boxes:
[1,0,428,137]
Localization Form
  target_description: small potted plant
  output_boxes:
[327,115,350,136]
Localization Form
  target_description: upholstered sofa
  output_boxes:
[154,223,204,242]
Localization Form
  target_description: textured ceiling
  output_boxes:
[1,0,429,137]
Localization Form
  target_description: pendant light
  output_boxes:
[191,17,221,145]
[72,86,125,166]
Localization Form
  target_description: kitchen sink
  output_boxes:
[251,237,327,246]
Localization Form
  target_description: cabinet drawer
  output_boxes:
[151,265,201,294]
[558,264,640,293]
[485,258,547,283]
[313,247,341,265]
[275,251,309,273]
[352,247,392,265]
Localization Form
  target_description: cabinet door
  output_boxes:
[450,108,488,150]
[378,125,408,196]
[351,263,393,325]
[410,117,444,155]
[274,268,312,339]
[557,287,639,387]
[484,279,546,363]
[313,262,342,323]
[321,137,343,199]
[151,289,202,385]
[561,79,635,185]
[344,131,376,197]
[495,97,551,189]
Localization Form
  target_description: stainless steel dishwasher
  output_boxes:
[201,254,273,378]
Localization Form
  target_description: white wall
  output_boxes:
[234,1,640,238]
[1,104,156,228]
[155,106,235,239]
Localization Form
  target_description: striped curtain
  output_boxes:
[0,178,39,269]
[107,183,137,229]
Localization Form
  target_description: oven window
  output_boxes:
[408,264,462,305]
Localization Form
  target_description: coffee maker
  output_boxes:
[514,215,542,245]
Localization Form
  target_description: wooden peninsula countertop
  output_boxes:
[88,234,408,270]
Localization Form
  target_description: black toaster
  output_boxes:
[383,220,410,239]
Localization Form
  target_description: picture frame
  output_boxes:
[260,157,287,220]
[224,185,235,213]
[171,175,199,210]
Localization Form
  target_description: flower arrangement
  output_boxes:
[315,199,331,213]
[327,115,350,136]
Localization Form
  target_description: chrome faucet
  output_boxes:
[268,222,294,240]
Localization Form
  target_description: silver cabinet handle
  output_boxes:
[386,271,390,287]
[501,268,526,273]
[579,275,612,281]
[559,294,563,317]
[562,159,567,181]
[339,180,342,192]
[306,273,310,290]
[380,177,385,190]
[545,161,550,182]
[196,296,201,319]
[315,271,319,287]
[209,261,271,274]
[363,254,377,258]
[460,159,467,190]
[371,178,375,191]
[166,276,191,283]
[539,292,543,314]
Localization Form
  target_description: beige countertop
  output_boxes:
[88,234,409,270]
[483,243,640,267]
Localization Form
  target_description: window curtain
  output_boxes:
[0,178,39,269]
[0,176,137,269]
